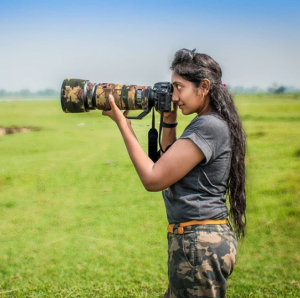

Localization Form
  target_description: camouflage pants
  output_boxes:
[164,224,237,298]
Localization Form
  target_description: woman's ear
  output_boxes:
[198,79,211,95]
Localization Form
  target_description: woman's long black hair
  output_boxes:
[171,48,246,239]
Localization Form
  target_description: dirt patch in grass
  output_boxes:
[0,126,41,136]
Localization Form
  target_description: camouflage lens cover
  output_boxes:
[61,78,152,113]
[61,79,87,113]
[93,83,151,111]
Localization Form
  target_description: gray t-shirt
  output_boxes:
[162,113,231,224]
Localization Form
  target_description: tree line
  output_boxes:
[227,84,300,94]
[0,84,299,97]
[0,88,59,97]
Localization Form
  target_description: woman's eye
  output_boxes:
[177,85,182,90]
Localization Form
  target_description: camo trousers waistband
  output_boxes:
[164,224,237,298]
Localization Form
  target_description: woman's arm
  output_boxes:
[103,95,205,191]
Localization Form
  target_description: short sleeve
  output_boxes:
[179,115,230,165]
[180,130,212,165]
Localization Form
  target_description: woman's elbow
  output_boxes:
[142,180,165,192]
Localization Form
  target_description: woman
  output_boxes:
[103,48,246,298]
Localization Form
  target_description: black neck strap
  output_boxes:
[148,108,159,162]
[159,111,165,153]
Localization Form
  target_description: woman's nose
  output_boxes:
[172,91,179,102]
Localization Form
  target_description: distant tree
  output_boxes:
[44,88,57,96]
[37,89,58,96]
[249,87,262,93]
[267,83,281,94]
[0,89,7,96]
[274,86,286,94]
[19,89,32,97]
[37,90,45,96]
[233,86,245,94]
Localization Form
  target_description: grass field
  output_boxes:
[0,94,300,297]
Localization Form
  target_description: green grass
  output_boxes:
[0,94,300,297]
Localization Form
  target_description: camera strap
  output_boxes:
[158,112,165,154]
[148,108,158,162]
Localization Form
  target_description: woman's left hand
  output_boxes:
[102,94,130,126]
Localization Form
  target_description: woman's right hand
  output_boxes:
[161,102,178,124]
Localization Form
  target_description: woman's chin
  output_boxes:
[181,109,191,115]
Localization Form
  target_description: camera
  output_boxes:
[61,78,173,119]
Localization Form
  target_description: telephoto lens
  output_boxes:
[61,78,152,113]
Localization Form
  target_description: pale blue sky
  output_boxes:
[0,0,299,91]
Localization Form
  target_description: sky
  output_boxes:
[0,0,299,92]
